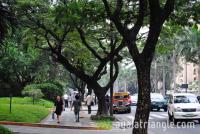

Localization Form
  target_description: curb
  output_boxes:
[0,121,104,130]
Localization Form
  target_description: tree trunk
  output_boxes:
[133,63,151,134]
[94,89,108,116]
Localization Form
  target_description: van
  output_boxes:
[113,92,131,113]
[168,93,200,124]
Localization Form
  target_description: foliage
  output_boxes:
[171,0,200,26]
[0,0,16,43]
[0,39,40,96]
[22,88,44,100]
[176,27,200,63]
[23,82,64,101]
[0,125,14,134]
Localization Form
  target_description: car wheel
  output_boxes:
[151,108,153,111]
[157,108,160,111]
[127,108,131,113]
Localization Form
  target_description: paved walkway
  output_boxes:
[40,106,97,127]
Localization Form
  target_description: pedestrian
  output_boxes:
[71,95,82,122]
[63,93,68,108]
[105,95,110,113]
[68,94,73,108]
[54,96,64,123]
[85,93,92,114]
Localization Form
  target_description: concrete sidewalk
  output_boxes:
[40,106,97,127]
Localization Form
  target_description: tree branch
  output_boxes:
[102,0,126,36]
[104,59,119,90]
[77,28,103,61]
[161,0,175,23]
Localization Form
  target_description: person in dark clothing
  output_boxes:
[105,95,110,114]
[71,95,82,122]
[54,96,64,123]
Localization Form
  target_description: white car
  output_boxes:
[168,93,200,124]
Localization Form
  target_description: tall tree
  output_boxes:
[102,0,175,133]
[16,0,124,116]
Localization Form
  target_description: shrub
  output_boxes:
[23,82,64,101]
[22,88,44,100]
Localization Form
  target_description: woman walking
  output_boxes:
[54,96,64,123]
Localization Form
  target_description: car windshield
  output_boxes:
[114,95,129,99]
[174,96,198,103]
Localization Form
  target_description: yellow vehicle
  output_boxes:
[113,92,131,113]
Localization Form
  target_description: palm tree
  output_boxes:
[176,27,200,94]
[176,28,200,62]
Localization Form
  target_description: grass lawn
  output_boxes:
[96,119,113,130]
[0,125,14,134]
[0,97,53,108]
[0,97,53,123]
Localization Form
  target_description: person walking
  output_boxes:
[85,94,92,114]
[105,95,110,114]
[63,93,68,108]
[71,95,81,122]
[54,96,64,123]
[68,94,73,108]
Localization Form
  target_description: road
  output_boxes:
[114,106,200,134]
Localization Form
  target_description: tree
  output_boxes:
[102,0,175,133]
[16,0,124,116]
[0,30,68,96]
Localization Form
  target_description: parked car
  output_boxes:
[130,94,138,106]
[168,93,200,124]
[151,93,168,112]
[113,92,131,113]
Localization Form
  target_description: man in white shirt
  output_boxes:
[85,94,92,114]
[63,93,68,108]
[68,94,73,108]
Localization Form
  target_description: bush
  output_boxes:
[22,88,44,100]
[0,125,14,134]
[23,82,64,101]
